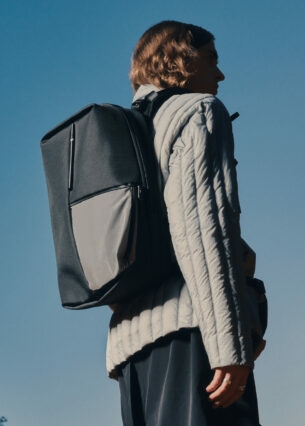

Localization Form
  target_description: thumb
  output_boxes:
[206,368,225,392]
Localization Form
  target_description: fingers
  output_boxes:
[214,376,245,408]
[208,371,237,408]
[206,369,225,392]
[206,366,250,409]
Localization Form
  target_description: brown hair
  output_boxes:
[130,21,214,92]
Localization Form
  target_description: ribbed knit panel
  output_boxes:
[106,277,198,377]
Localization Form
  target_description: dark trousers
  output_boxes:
[118,328,261,426]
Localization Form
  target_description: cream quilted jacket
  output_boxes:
[106,85,254,378]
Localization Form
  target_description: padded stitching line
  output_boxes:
[213,140,242,354]
[179,123,221,362]
[189,122,222,361]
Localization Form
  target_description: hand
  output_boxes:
[206,365,250,408]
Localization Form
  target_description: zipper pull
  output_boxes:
[68,123,75,190]
[137,186,142,199]
[137,185,143,200]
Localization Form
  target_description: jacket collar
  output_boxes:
[133,84,162,102]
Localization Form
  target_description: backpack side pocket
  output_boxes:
[70,185,138,291]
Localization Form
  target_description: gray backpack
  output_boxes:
[41,89,186,309]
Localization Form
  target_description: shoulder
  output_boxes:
[152,92,233,163]
[188,94,231,129]
[170,92,228,113]
[159,92,231,130]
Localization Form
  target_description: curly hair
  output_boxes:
[130,21,214,92]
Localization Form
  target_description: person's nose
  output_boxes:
[216,67,225,81]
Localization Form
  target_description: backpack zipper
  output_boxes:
[68,123,75,191]
[69,183,142,207]
[124,185,140,265]
[120,108,149,190]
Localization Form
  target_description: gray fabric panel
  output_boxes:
[71,187,135,291]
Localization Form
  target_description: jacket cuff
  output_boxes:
[204,330,254,369]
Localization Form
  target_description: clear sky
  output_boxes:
[1,0,305,425]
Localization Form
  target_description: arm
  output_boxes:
[164,99,253,369]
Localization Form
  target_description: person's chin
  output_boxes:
[207,86,218,95]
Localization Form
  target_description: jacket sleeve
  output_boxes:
[163,99,254,368]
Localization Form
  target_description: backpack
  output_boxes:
[40,88,187,309]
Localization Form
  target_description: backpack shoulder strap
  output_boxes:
[131,87,190,119]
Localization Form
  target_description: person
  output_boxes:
[107,20,265,426]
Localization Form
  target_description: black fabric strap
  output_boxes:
[132,88,240,122]
[131,87,190,119]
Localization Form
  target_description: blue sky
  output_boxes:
[1,0,305,425]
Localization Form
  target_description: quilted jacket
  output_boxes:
[106,85,254,378]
